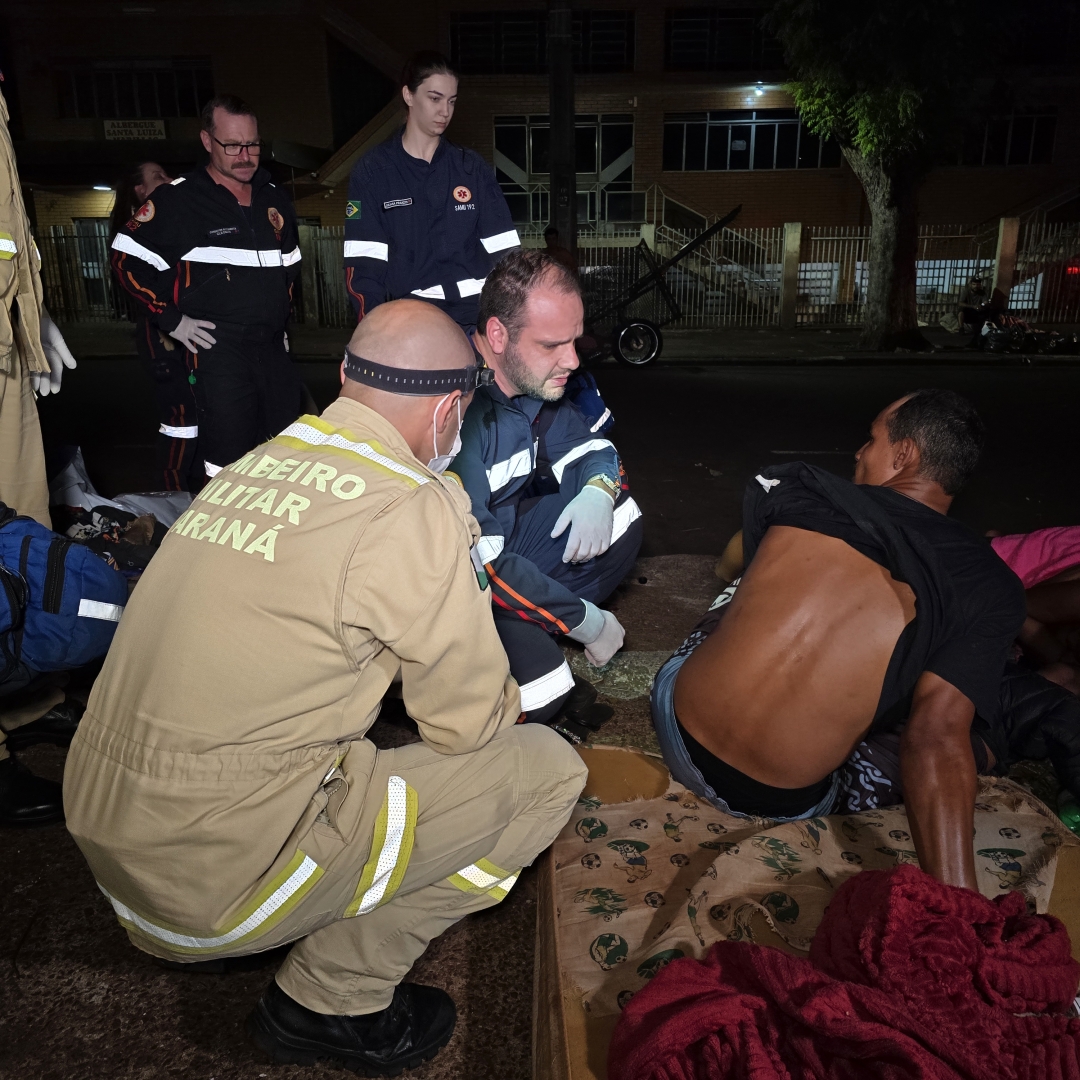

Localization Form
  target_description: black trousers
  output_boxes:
[135,318,202,492]
[494,489,643,724]
[189,326,304,477]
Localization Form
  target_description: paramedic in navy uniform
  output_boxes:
[343,52,521,329]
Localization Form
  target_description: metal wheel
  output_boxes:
[613,320,662,367]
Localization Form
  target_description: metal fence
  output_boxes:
[38,228,127,322]
[1010,221,1080,323]
[36,218,1080,331]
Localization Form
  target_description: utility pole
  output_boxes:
[548,0,576,258]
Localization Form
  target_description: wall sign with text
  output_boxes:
[103,119,167,141]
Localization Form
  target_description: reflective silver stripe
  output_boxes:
[170,177,186,185]
[278,421,429,486]
[98,855,319,950]
[456,277,486,298]
[550,439,615,484]
[481,229,520,254]
[518,660,574,712]
[0,238,17,255]
[344,240,389,261]
[486,448,533,491]
[589,408,612,433]
[282,246,302,266]
[111,232,170,272]
[411,284,446,300]
[488,870,520,898]
[354,776,410,915]
[179,246,286,267]
[77,599,123,622]
[476,535,504,563]
[204,461,224,477]
[455,863,503,890]
[610,497,642,545]
[159,424,198,438]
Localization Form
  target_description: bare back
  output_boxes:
[674,526,916,788]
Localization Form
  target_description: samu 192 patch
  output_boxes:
[345,200,361,219]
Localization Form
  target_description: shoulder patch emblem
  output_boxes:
[453,185,472,203]
[267,207,285,232]
[133,200,155,224]
[345,200,361,219]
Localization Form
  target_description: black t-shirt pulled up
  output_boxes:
[740,463,1026,729]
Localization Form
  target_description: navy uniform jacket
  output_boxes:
[343,131,520,327]
[110,166,300,335]
[450,384,640,635]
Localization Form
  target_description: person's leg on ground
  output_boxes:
[193,335,264,478]
[250,724,586,1070]
[253,334,304,442]
[139,324,200,491]
[493,613,571,725]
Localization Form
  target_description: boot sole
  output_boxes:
[245,1002,453,1077]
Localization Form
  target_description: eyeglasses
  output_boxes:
[212,137,263,157]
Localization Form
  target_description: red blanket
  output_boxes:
[608,866,1080,1080]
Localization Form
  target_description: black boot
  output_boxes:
[563,675,614,731]
[247,980,456,1076]
[0,755,64,827]
[5,699,85,753]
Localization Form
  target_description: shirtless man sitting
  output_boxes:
[651,390,1026,890]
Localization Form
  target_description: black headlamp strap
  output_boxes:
[343,349,493,396]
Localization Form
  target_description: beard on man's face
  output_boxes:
[502,338,565,402]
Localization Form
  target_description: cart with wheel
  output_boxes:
[576,204,742,368]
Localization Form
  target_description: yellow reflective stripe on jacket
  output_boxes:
[345,774,418,917]
[0,232,16,260]
[274,416,429,489]
[448,857,521,901]
[99,849,323,954]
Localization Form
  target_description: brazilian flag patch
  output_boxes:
[345,200,361,219]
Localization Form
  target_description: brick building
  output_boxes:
[4,0,1078,233]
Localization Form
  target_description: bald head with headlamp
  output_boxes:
[339,299,493,472]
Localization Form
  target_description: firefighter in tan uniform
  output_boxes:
[0,81,80,825]
[63,300,587,1074]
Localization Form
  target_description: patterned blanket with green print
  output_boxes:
[554,770,1076,1020]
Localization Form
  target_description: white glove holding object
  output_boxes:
[584,609,625,668]
[168,315,217,351]
[31,314,77,397]
[551,484,615,564]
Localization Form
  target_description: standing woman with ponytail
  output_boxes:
[110,162,202,491]
[343,51,521,330]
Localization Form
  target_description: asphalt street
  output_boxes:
[37,355,1080,556]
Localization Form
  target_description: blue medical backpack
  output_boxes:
[0,504,128,695]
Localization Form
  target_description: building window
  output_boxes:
[665,7,783,72]
[56,58,214,120]
[662,110,840,171]
[449,10,634,74]
[494,114,636,223]
[962,109,1057,166]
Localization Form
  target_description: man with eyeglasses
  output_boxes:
[111,94,303,484]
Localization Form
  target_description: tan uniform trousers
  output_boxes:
[174,723,585,1016]
[0,683,64,763]
[0,340,49,528]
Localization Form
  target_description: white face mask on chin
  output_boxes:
[427,394,462,473]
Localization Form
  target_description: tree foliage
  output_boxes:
[767,0,1009,167]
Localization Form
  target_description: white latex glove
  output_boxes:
[168,315,217,351]
[550,484,615,564]
[584,609,625,668]
[31,314,77,397]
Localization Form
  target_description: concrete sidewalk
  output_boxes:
[54,319,1080,365]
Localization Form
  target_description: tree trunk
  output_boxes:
[843,148,929,351]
